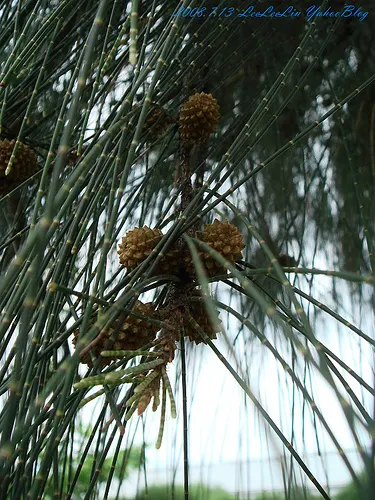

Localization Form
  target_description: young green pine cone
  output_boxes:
[118,226,181,275]
[73,301,159,366]
[179,92,220,145]
[0,138,37,195]
[185,219,245,277]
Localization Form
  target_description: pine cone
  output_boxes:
[277,254,297,267]
[118,226,181,275]
[73,301,159,366]
[118,226,162,270]
[0,139,37,194]
[153,244,182,275]
[144,109,175,137]
[179,92,220,145]
[185,219,245,277]
[182,291,221,344]
[0,180,19,196]
[119,301,159,349]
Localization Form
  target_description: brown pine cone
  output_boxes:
[0,139,37,195]
[118,226,163,270]
[118,226,181,276]
[182,291,221,344]
[179,92,220,145]
[73,301,159,366]
[185,219,245,278]
[277,254,297,267]
[144,109,175,137]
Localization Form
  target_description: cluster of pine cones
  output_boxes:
[74,92,228,366]
[75,218,243,367]
[70,219,243,367]
[117,219,244,279]
[0,138,37,195]
[73,290,223,367]
[0,92,219,196]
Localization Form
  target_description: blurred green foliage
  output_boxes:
[132,477,372,500]
[43,423,143,499]
[254,488,319,500]
[134,484,235,500]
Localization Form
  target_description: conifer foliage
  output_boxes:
[0,1,374,499]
